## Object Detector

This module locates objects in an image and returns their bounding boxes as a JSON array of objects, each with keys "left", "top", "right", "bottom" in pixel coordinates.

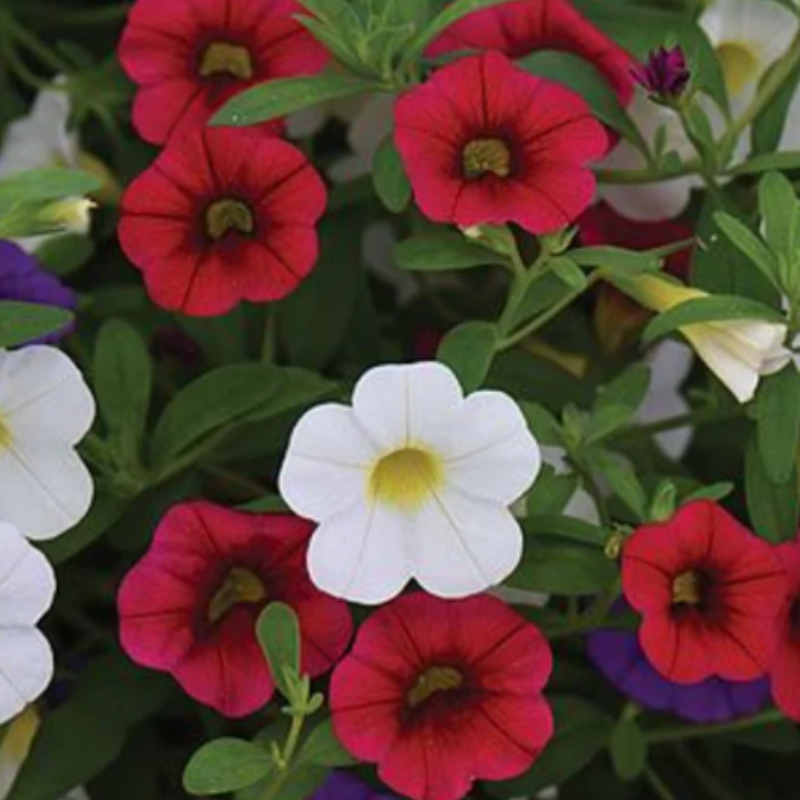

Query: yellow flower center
[
  {"left": 0, "top": 415, "right": 11, "bottom": 451},
  {"left": 462, "top": 138, "right": 512, "bottom": 180},
  {"left": 205, "top": 199, "right": 254, "bottom": 240},
  {"left": 407, "top": 666, "right": 464, "bottom": 709},
  {"left": 207, "top": 567, "right": 266, "bottom": 624},
  {"left": 716, "top": 41, "right": 760, "bottom": 97},
  {"left": 672, "top": 570, "right": 702, "bottom": 607},
  {"left": 369, "top": 447, "right": 443, "bottom": 512},
  {"left": 199, "top": 42, "right": 254, "bottom": 80}
]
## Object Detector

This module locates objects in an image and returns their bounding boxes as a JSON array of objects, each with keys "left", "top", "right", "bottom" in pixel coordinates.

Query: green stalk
[{"left": 645, "top": 708, "right": 786, "bottom": 745}]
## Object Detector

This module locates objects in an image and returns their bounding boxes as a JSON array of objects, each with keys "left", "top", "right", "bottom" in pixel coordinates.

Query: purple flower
[
  {"left": 631, "top": 46, "right": 691, "bottom": 101},
  {"left": 310, "top": 773, "right": 397, "bottom": 800},
  {"left": 588, "top": 606, "right": 771, "bottom": 724},
  {"left": 0, "top": 240, "right": 75, "bottom": 343}
]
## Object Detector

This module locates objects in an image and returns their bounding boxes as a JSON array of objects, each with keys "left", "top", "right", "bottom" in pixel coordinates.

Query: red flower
[
  {"left": 118, "top": 0, "right": 327, "bottom": 144},
  {"left": 118, "top": 126, "right": 326, "bottom": 317},
  {"left": 770, "top": 537, "right": 800, "bottom": 720},
  {"left": 118, "top": 501, "right": 352, "bottom": 717},
  {"left": 427, "top": 0, "right": 634, "bottom": 106},
  {"left": 622, "top": 501, "right": 786, "bottom": 684},
  {"left": 394, "top": 52, "right": 607, "bottom": 235},
  {"left": 330, "top": 593, "right": 553, "bottom": 800}
]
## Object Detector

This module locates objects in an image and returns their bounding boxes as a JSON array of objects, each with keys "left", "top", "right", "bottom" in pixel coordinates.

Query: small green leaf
[
  {"left": 610, "top": 719, "right": 648, "bottom": 781},
  {"left": 713, "top": 212, "right": 779, "bottom": 286},
  {"left": 584, "top": 449, "right": 647, "bottom": 521},
  {"left": 525, "top": 467, "right": 580, "bottom": 518},
  {"left": 211, "top": 75, "right": 376, "bottom": 126},
  {"left": 183, "top": 739, "right": 273, "bottom": 796},
  {"left": 0, "top": 301, "right": 73, "bottom": 348},
  {"left": 524, "top": 514, "right": 606, "bottom": 548},
  {"left": 519, "top": 401, "right": 565, "bottom": 446},
  {"left": 0, "top": 168, "right": 101, "bottom": 203},
  {"left": 395, "top": 232, "right": 508, "bottom": 271},
  {"left": 758, "top": 171, "right": 800, "bottom": 259},
  {"left": 642, "top": 295, "right": 783, "bottom": 345},
  {"left": 550, "top": 256, "right": 587, "bottom": 291},
  {"left": 373, "top": 136, "right": 411, "bottom": 213},
  {"left": 299, "top": 719, "right": 356, "bottom": 767},
  {"left": 437, "top": 321, "right": 498, "bottom": 392},
  {"left": 586, "top": 365, "right": 651, "bottom": 443},
  {"left": 257, "top": 602, "right": 301, "bottom": 701},
  {"left": 569, "top": 246, "right": 661, "bottom": 277},
  {"left": 745, "top": 438, "right": 800, "bottom": 543},
  {"left": 758, "top": 367, "right": 800, "bottom": 484},
  {"left": 727, "top": 151, "right": 800, "bottom": 176}
]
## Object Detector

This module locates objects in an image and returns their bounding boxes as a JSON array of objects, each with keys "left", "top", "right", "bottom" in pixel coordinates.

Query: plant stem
[
  {"left": 0, "top": 8, "right": 72, "bottom": 73},
  {"left": 617, "top": 404, "right": 746, "bottom": 441},
  {"left": 646, "top": 768, "right": 678, "bottom": 800},
  {"left": 645, "top": 708, "right": 785, "bottom": 745},
  {"left": 260, "top": 712, "right": 306, "bottom": 800},
  {"left": 595, "top": 160, "right": 701, "bottom": 185},
  {"left": 674, "top": 744, "right": 744, "bottom": 800}
]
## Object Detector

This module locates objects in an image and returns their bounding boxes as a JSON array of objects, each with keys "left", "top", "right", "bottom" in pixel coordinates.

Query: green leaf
[
  {"left": 726, "top": 722, "right": 800, "bottom": 753},
  {"left": 586, "top": 365, "right": 651, "bottom": 443},
  {"left": 550, "top": 256, "right": 587, "bottom": 291},
  {"left": 713, "top": 212, "right": 780, "bottom": 287},
  {"left": 151, "top": 364, "right": 334, "bottom": 467},
  {"left": 758, "top": 171, "right": 800, "bottom": 259},
  {"left": 758, "top": 367, "right": 800, "bottom": 484},
  {"left": 745, "top": 437, "right": 800, "bottom": 543},
  {"left": 584, "top": 448, "right": 647, "bottom": 521},
  {"left": 93, "top": 320, "right": 152, "bottom": 465},
  {"left": 610, "top": 719, "right": 648, "bottom": 782},
  {"left": 395, "top": 232, "right": 508, "bottom": 271},
  {"left": 0, "top": 168, "right": 101, "bottom": 203},
  {"left": 211, "top": 75, "right": 376, "bottom": 126},
  {"left": 0, "top": 301, "right": 73, "bottom": 348},
  {"left": 524, "top": 514, "right": 606, "bottom": 548},
  {"left": 35, "top": 234, "right": 95, "bottom": 276},
  {"left": 437, "top": 321, "right": 497, "bottom": 392},
  {"left": 569, "top": 246, "right": 662, "bottom": 277},
  {"left": 752, "top": 60, "right": 800, "bottom": 154},
  {"left": 488, "top": 696, "right": 614, "bottom": 797},
  {"left": 642, "top": 295, "right": 783, "bottom": 345},
  {"left": 299, "top": 719, "right": 356, "bottom": 767},
  {"left": 728, "top": 151, "right": 800, "bottom": 176},
  {"left": 184, "top": 739, "right": 273, "bottom": 796},
  {"left": 257, "top": 602, "right": 301, "bottom": 700},
  {"left": 525, "top": 467, "right": 580, "bottom": 518},
  {"left": 373, "top": 136, "right": 411, "bottom": 213}
]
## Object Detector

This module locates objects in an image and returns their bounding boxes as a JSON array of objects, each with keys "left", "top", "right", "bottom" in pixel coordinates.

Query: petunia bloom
[
  {"left": 0, "top": 521, "right": 56, "bottom": 725},
  {"left": 588, "top": 601, "right": 771, "bottom": 723},
  {"left": 394, "top": 52, "right": 608, "bottom": 235},
  {"left": 427, "top": 0, "right": 634, "bottom": 106},
  {"left": 118, "top": 126, "right": 326, "bottom": 317},
  {"left": 118, "top": 0, "right": 327, "bottom": 144},
  {"left": 0, "top": 346, "right": 95, "bottom": 540},
  {"left": 622, "top": 500, "right": 787, "bottom": 684},
  {"left": 0, "top": 240, "right": 75, "bottom": 343},
  {"left": 118, "top": 501, "right": 353, "bottom": 718},
  {"left": 278, "top": 362, "right": 541, "bottom": 605},
  {"left": 769, "top": 535, "right": 800, "bottom": 720},
  {"left": 330, "top": 592, "right": 554, "bottom": 800}
]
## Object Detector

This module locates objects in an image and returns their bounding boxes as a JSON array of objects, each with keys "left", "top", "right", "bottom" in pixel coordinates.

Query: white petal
[
  {"left": 307, "top": 501, "right": 411, "bottom": 604},
  {"left": 0, "top": 347, "right": 95, "bottom": 444},
  {"left": 0, "top": 440, "right": 93, "bottom": 540},
  {"left": 436, "top": 391, "right": 541, "bottom": 504},
  {"left": 0, "top": 523, "right": 55, "bottom": 625},
  {"left": 278, "top": 404, "right": 376, "bottom": 521},
  {"left": 351, "top": 362, "right": 463, "bottom": 450},
  {"left": 411, "top": 490, "right": 523, "bottom": 598},
  {"left": 600, "top": 177, "right": 698, "bottom": 222},
  {"left": 0, "top": 628, "right": 54, "bottom": 725}
]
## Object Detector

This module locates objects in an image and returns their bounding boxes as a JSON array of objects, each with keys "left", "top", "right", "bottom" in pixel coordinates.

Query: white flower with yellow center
[
  {"left": 279, "top": 362, "right": 541, "bottom": 604},
  {"left": 0, "top": 521, "right": 56, "bottom": 725},
  {"left": 0, "top": 346, "right": 95, "bottom": 540}
]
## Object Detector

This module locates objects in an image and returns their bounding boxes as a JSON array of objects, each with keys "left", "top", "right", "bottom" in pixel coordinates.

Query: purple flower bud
[{"left": 631, "top": 46, "right": 691, "bottom": 101}]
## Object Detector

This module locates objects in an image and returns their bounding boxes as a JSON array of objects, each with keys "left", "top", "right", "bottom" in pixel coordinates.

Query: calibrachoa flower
[
  {"left": 0, "top": 346, "right": 95, "bottom": 540},
  {"left": 0, "top": 521, "right": 56, "bottom": 724},
  {"left": 622, "top": 501, "right": 787, "bottom": 684},
  {"left": 118, "top": 501, "right": 353, "bottom": 717},
  {"left": 118, "top": 0, "right": 327, "bottom": 144},
  {"left": 0, "top": 241, "right": 75, "bottom": 343},
  {"left": 769, "top": 535, "right": 800, "bottom": 720},
  {"left": 311, "top": 772, "right": 397, "bottom": 800},
  {"left": 279, "top": 362, "right": 541, "bottom": 604},
  {"left": 330, "top": 593, "right": 554, "bottom": 800},
  {"left": 427, "top": 0, "right": 634, "bottom": 106},
  {"left": 394, "top": 52, "right": 608, "bottom": 235},
  {"left": 118, "top": 126, "right": 326, "bottom": 316},
  {"left": 588, "top": 601, "right": 771, "bottom": 723}
]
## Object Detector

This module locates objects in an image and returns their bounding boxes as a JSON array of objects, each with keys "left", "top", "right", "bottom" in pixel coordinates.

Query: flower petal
[
  {"left": 0, "top": 522, "right": 55, "bottom": 625},
  {"left": 0, "top": 628, "right": 53, "bottom": 725}
]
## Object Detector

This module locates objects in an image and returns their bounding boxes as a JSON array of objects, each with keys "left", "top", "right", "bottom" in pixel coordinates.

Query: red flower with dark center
[
  {"left": 118, "top": 126, "right": 326, "bottom": 316},
  {"left": 118, "top": 0, "right": 327, "bottom": 144},
  {"left": 769, "top": 537, "right": 800, "bottom": 720},
  {"left": 118, "top": 501, "right": 352, "bottom": 717},
  {"left": 622, "top": 500, "right": 786, "bottom": 684},
  {"left": 426, "top": 0, "right": 635, "bottom": 106},
  {"left": 394, "top": 52, "right": 608, "bottom": 235},
  {"left": 330, "top": 593, "right": 553, "bottom": 800}
]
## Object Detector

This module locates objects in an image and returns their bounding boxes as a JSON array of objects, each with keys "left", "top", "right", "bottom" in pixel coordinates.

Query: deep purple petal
[{"left": 311, "top": 773, "right": 397, "bottom": 800}]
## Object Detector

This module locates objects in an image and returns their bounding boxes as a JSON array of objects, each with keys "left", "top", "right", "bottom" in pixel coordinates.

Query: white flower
[
  {"left": 0, "top": 346, "right": 95, "bottom": 540},
  {"left": 279, "top": 362, "right": 541, "bottom": 604},
  {"left": 0, "top": 521, "right": 56, "bottom": 725}
]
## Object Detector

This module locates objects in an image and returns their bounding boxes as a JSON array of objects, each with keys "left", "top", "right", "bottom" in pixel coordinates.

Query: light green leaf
[
  {"left": 550, "top": 256, "right": 587, "bottom": 291},
  {"left": 257, "top": 602, "right": 301, "bottom": 700},
  {"left": 373, "top": 136, "right": 411, "bottom": 213},
  {"left": 758, "top": 171, "right": 800, "bottom": 259},
  {"left": 0, "top": 168, "right": 101, "bottom": 203},
  {"left": 569, "top": 246, "right": 662, "bottom": 277},
  {"left": 184, "top": 739, "right": 273, "bottom": 796},
  {"left": 299, "top": 719, "right": 356, "bottom": 767},
  {"left": 395, "top": 232, "right": 508, "bottom": 271},
  {"left": 525, "top": 467, "right": 580, "bottom": 518},
  {"left": 0, "top": 301, "right": 73, "bottom": 348},
  {"left": 728, "top": 151, "right": 800, "bottom": 176},
  {"left": 713, "top": 212, "right": 780, "bottom": 286},
  {"left": 211, "top": 75, "right": 377, "bottom": 126},
  {"left": 437, "top": 321, "right": 498, "bottom": 392},
  {"left": 758, "top": 367, "right": 800, "bottom": 484},
  {"left": 745, "top": 438, "right": 800, "bottom": 543}
]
